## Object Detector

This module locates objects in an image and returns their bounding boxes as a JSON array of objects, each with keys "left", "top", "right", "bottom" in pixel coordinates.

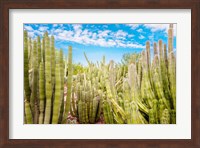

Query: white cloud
[
  {"left": 115, "top": 30, "right": 127, "bottom": 38},
  {"left": 98, "top": 30, "right": 111, "bottom": 38},
  {"left": 126, "top": 24, "right": 139, "bottom": 30},
  {"left": 128, "top": 34, "right": 134, "bottom": 38},
  {"left": 73, "top": 24, "right": 82, "bottom": 31},
  {"left": 54, "top": 28, "right": 63, "bottom": 33},
  {"left": 137, "top": 28, "right": 143, "bottom": 33},
  {"left": 53, "top": 24, "right": 58, "bottom": 27},
  {"left": 26, "top": 24, "right": 146, "bottom": 49},
  {"left": 92, "top": 33, "right": 97, "bottom": 39},
  {"left": 38, "top": 26, "right": 49, "bottom": 31},
  {"left": 24, "top": 26, "right": 33, "bottom": 31},
  {"left": 27, "top": 32, "right": 35, "bottom": 38},
  {"left": 126, "top": 43, "right": 145, "bottom": 48},
  {"left": 143, "top": 24, "right": 177, "bottom": 36},
  {"left": 139, "top": 35, "right": 145, "bottom": 39},
  {"left": 34, "top": 30, "right": 43, "bottom": 36}
]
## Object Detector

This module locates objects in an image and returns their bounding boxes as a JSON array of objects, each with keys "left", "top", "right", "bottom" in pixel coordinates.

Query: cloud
[
  {"left": 34, "top": 30, "right": 43, "bottom": 36},
  {"left": 53, "top": 24, "right": 58, "bottom": 27},
  {"left": 73, "top": 24, "right": 82, "bottom": 31},
  {"left": 128, "top": 34, "right": 134, "bottom": 38},
  {"left": 139, "top": 35, "right": 145, "bottom": 39},
  {"left": 39, "top": 26, "right": 49, "bottom": 31},
  {"left": 24, "top": 25, "right": 33, "bottom": 31},
  {"left": 27, "top": 32, "right": 35, "bottom": 38},
  {"left": 115, "top": 30, "right": 127, "bottom": 38},
  {"left": 126, "top": 24, "right": 139, "bottom": 30},
  {"left": 143, "top": 24, "right": 176, "bottom": 36},
  {"left": 25, "top": 24, "right": 148, "bottom": 49},
  {"left": 137, "top": 28, "right": 143, "bottom": 33},
  {"left": 98, "top": 30, "right": 111, "bottom": 38},
  {"left": 54, "top": 28, "right": 63, "bottom": 33}
]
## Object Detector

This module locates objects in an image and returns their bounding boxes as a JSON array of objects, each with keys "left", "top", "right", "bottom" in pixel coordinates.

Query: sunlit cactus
[
  {"left": 24, "top": 24, "right": 176, "bottom": 124},
  {"left": 38, "top": 60, "right": 45, "bottom": 124},
  {"left": 24, "top": 30, "right": 31, "bottom": 101},
  {"left": 44, "top": 33, "right": 52, "bottom": 124},
  {"left": 64, "top": 46, "right": 73, "bottom": 121},
  {"left": 52, "top": 58, "right": 61, "bottom": 124}
]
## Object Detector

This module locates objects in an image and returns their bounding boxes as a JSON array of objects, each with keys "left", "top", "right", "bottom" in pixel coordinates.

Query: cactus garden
[{"left": 24, "top": 24, "right": 176, "bottom": 124}]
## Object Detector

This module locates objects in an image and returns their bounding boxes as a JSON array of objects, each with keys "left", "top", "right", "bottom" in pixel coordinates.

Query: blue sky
[{"left": 24, "top": 24, "right": 176, "bottom": 66}]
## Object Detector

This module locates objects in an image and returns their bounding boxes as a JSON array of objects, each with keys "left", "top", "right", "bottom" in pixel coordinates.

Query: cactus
[
  {"left": 37, "top": 36, "right": 41, "bottom": 64},
  {"left": 168, "top": 24, "right": 176, "bottom": 110},
  {"left": 24, "top": 100, "right": 33, "bottom": 124},
  {"left": 24, "top": 24, "right": 176, "bottom": 124},
  {"left": 64, "top": 46, "right": 73, "bottom": 121},
  {"left": 44, "top": 34, "right": 52, "bottom": 124},
  {"left": 38, "top": 60, "right": 45, "bottom": 124},
  {"left": 51, "top": 36, "right": 56, "bottom": 89},
  {"left": 31, "top": 40, "right": 39, "bottom": 123},
  {"left": 52, "top": 59, "right": 61, "bottom": 124},
  {"left": 161, "top": 109, "right": 170, "bottom": 124},
  {"left": 24, "top": 30, "right": 31, "bottom": 101}
]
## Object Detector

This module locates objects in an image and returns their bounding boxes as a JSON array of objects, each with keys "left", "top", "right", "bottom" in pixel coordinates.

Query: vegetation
[{"left": 24, "top": 24, "right": 176, "bottom": 124}]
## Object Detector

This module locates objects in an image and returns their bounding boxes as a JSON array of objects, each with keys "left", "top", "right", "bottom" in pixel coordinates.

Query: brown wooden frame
[{"left": 0, "top": 0, "right": 200, "bottom": 147}]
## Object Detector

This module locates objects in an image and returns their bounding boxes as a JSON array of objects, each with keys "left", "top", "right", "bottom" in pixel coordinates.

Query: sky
[{"left": 24, "top": 24, "right": 176, "bottom": 66}]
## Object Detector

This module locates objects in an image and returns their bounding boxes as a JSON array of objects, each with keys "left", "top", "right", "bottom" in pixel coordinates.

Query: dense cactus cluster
[
  {"left": 24, "top": 24, "right": 176, "bottom": 124},
  {"left": 24, "top": 31, "right": 67, "bottom": 124}
]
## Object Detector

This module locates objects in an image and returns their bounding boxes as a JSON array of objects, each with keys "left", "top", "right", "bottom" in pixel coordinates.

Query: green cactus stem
[
  {"left": 52, "top": 60, "right": 61, "bottom": 124},
  {"left": 168, "top": 24, "right": 176, "bottom": 110},
  {"left": 64, "top": 46, "right": 73, "bottom": 122},
  {"left": 51, "top": 36, "right": 55, "bottom": 89},
  {"left": 161, "top": 109, "right": 170, "bottom": 124},
  {"left": 37, "top": 36, "right": 41, "bottom": 64},
  {"left": 44, "top": 34, "right": 52, "bottom": 124},
  {"left": 38, "top": 60, "right": 45, "bottom": 124},
  {"left": 24, "top": 30, "right": 31, "bottom": 101},
  {"left": 31, "top": 40, "right": 39, "bottom": 123}
]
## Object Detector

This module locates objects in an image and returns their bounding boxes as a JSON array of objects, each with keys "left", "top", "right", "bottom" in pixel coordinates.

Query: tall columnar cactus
[
  {"left": 168, "top": 24, "right": 176, "bottom": 110},
  {"left": 24, "top": 90, "right": 33, "bottom": 124},
  {"left": 38, "top": 60, "right": 45, "bottom": 124},
  {"left": 161, "top": 109, "right": 170, "bottom": 124},
  {"left": 52, "top": 58, "right": 61, "bottom": 124},
  {"left": 28, "top": 37, "right": 33, "bottom": 69},
  {"left": 59, "top": 49, "right": 65, "bottom": 122},
  {"left": 44, "top": 34, "right": 52, "bottom": 124},
  {"left": 51, "top": 36, "right": 55, "bottom": 89},
  {"left": 158, "top": 40, "right": 171, "bottom": 104},
  {"left": 24, "top": 30, "right": 31, "bottom": 101},
  {"left": 146, "top": 41, "right": 151, "bottom": 70},
  {"left": 65, "top": 46, "right": 73, "bottom": 121},
  {"left": 31, "top": 40, "right": 39, "bottom": 124},
  {"left": 37, "top": 36, "right": 41, "bottom": 64},
  {"left": 24, "top": 24, "right": 176, "bottom": 124},
  {"left": 163, "top": 44, "right": 168, "bottom": 68},
  {"left": 141, "top": 50, "right": 155, "bottom": 108}
]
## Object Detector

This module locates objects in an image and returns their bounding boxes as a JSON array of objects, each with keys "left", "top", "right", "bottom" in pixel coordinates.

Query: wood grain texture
[{"left": 0, "top": 0, "right": 200, "bottom": 147}]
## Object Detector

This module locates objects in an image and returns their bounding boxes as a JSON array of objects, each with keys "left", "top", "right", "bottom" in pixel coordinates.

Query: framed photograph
[{"left": 0, "top": 0, "right": 200, "bottom": 147}]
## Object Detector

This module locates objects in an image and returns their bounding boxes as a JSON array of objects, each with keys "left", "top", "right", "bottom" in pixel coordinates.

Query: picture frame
[{"left": 0, "top": 0, "right": 199, "bottom": 147}]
